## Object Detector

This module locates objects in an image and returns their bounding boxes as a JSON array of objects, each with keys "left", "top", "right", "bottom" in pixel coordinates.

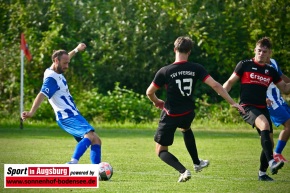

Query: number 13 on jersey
[{"left": 176, "top": 78, "right": 193, "bottom": 96}]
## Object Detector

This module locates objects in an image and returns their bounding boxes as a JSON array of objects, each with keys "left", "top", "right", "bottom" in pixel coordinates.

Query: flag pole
[
  {"left": 20, "top": 49, "right": 24, "bottom": 129},
  {"left": 20, "top": 33, "right": 32, "bottom": 129}
]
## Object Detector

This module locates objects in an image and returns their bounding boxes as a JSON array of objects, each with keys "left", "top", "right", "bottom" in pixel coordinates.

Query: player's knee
[
  {"left": 94, "top": 136, "right": 101, "bottom": 145},
  {"left": 180, "top": 128, "right": 191, "bottom": 132},
  {"left": 258, "top": 124, "right": 271, "bottom": 131},
  {"left": 84, "top": 131, "right": 98, "bottom": 143},
  {"left": 91, "top": 132, "right": 101, "bottom": 145},
  {"left": 284, "top": 126, "right": 290, "bottom": 133},
  {"left": 156, "top": 144, "right": 167, "bottom": 156}
]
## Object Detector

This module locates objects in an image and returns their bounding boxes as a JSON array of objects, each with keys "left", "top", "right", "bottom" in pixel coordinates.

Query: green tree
[{"left": 1, "top": 0, "right": 290, "bottom": 121}]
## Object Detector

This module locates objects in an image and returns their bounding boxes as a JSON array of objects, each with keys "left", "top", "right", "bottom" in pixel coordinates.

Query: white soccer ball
[{"left": 99, "top": 162, "right": 113, "bottom": 181}]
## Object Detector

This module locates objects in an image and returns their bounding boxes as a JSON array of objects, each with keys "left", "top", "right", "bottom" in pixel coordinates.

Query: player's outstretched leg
[
  {"left": 181, "top": 128, "right": 210, "bottom": 172},
  {"left": 67, "top": 137, "right": 91, "bottom": 164},
  {"left": 157, "top": 143, "right": 191, "bottom": 182}
]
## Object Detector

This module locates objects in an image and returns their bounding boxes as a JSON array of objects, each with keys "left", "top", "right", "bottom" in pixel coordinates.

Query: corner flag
[{"left": 21, "top": 33, "right": 32, "bottom": 61}]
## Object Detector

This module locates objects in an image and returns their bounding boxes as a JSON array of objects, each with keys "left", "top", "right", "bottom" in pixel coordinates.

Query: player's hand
[
  {"left": 76, "top": 43, "right": 86, "bottom": 52},
  {"left": 21, "top": 111, "right": 33, "bottom": 121},
  {"left": 231, "top": 103, "right": 245, "bottom": 114},
  {"left": 266, "top": 98, "right": 273, "bottom": 107},
  {"left": 154, "top": 99, "right": 164, "bottom": 110}
]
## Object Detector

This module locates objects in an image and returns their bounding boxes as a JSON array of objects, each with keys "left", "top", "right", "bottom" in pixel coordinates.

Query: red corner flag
[{"left": 21, "top": 33, "right": 32, "bottom": 61}]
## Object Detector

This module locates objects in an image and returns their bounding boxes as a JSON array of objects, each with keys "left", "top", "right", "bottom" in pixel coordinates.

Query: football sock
[
  {"left": 90, "top": 144, "right": 101, "bottom": 164},
  {"left": 260, "top": 130, "right": 273, "bottom": 162},
  {"left": 259, "top": 170, "right": 267, "bottom": 176},
  {"left": 182, "top": 129, "right": 200, "bottom": 164},
  {"left": 259, "top": 150, "right": 268, "bottom": 172},
  {"left": 158, "top": 150, "right": 186, "bottom": 173},
  {"left": 72, "top": 137, "right": 91, "bottom": 161},
  {"left": 274, "top": 140, "right": 287, "bottom": 154}
]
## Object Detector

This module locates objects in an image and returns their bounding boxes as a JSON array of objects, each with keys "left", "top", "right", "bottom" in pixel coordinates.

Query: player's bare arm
[
  {"left": 205, "top": 76, "right": 245, "bottom": 114},
  {"left": 281, "top": 74, "right": 290, "bottom": 83},
  {"left": 223, "top": 73, "right": 240, "bottom": 92},
  {"left": 21, "top": 93, "right": 46, "bottom": 120},
  {"left": 266, "top": 98, "right": 273, "bottom": 107},
  {"left": 276, "top": 80, "right": 290, "bottom": 95},
  {"left": 68, "top": 43, "right": 86, "bottom": 59},
  {"left": 146, "top": 83, "right": 164, "bottom": 110}
]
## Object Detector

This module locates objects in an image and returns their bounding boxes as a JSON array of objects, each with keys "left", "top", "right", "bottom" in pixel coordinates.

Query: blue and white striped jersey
[
  {"left": 40, "top": 68, "right": 79, "bottom": 120},
  {"left": 266, "top": 59, "right": 285, "bottom": 110}
]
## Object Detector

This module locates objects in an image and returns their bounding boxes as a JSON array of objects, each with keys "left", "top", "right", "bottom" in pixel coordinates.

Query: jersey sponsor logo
[
  {"left": 252, "top": 67, "right": 257, "bottom": 70},
  {"left": 241, "top": 72, "right": 272, "bottom": 87},
  {"left": 250, "top": 73, "right": 271, "bottom": 83}
]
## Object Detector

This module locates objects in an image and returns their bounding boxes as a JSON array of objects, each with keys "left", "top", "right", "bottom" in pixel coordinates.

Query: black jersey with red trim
[
  {"left": 234, "top": 58, "right": 282, "bottom": 108},
  {"left": 152, "top": 61, "right": 210, "bottom": 116}
]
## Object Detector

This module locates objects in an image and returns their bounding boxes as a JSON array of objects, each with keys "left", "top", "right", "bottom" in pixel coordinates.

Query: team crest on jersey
[{"left": 265, "top": 69, "right": 269, "bottom": 75}]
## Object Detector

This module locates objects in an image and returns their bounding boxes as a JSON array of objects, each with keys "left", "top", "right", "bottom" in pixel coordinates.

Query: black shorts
[
  {"left": 154, "top": 110, "right": 195, "bottom": 146},
  {"left": 239, "top": 105, "right": 273, "bottom": 134}
]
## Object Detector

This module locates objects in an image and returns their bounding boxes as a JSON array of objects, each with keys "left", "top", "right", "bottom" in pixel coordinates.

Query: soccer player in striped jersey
[
  {"left": 146, "top": 36, "right": 245, "bottom": 182},
  {"left": 266, "top": 58, "right": 290, "bottom": 163},
  {"left": 22, "top": 43, "right": 102, "bottom": 164}
]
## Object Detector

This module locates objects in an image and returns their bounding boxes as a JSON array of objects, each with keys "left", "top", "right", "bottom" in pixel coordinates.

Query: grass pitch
[{"left": 0, "top": 121, "right": 289, "bottom": 193}]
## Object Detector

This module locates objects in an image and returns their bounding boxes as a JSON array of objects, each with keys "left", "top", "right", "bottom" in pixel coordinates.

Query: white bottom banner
[{"left": 4, "top": 164, "right": 99, "bottom": 188}]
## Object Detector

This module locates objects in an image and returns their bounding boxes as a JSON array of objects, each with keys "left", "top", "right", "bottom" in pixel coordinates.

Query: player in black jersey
[
  {"left": 223, "top": 37, "right": 290, "bottom": 181},
  {"left": 146, "top": 36, "right": 245, "bottom": 182}
]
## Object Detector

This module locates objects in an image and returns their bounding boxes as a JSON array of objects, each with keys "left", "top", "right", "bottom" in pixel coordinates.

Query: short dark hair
[
  {"left": 256, "top": 37, "right": 272, "bottom": 49},
  {"left": 174, "top": 36, "right": 193, "bottom": 53},
  {"left": 52, "top": 50, "right": 68, "bottom": 62}
]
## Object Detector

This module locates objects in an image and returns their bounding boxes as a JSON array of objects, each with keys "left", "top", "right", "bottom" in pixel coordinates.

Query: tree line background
[{"left": 1, "top": 0, "right": 290, "bottom": 123}]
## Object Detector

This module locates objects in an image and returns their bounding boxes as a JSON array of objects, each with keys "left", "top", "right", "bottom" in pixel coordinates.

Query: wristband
[{"left": 74, "top": 48, "right": 78, "bottom": 53}]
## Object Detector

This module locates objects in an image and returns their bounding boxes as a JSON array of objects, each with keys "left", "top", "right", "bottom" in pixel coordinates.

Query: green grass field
[{"left": 0, "top": 121, "right": 289, "bottom": 193}]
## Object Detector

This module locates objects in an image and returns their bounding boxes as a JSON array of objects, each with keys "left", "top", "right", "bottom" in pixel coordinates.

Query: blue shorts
[
  {"left": 57, "top": 115, "right": 95, "bottom": 140},
  {"left": 268, "top": 103, "right": 290, "bottom": 127}
]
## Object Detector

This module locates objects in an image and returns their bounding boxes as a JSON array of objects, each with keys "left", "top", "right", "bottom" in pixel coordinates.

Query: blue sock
[
  {"left": 90, "top": 144, "right": 101, "bottom": 164},
  {"left": 72, "top": 138, "right": 91, "bottom": 161},
  {"left": 275, "top": 140, "right": 287, "bottom": 154}
]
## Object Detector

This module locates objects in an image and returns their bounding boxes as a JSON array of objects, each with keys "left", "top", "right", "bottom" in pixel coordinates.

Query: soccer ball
[{"left": 99, "top": 162, "right": 113, "bottom": 181}]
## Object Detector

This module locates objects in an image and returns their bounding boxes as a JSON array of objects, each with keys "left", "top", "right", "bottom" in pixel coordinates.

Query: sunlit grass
[{"left": 1, "top": 120, "right": 289, "bottom": 193}]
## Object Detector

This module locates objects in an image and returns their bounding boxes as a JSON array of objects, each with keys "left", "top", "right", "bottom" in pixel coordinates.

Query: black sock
[
  {"left": 259, "top": 150, "right": 269, "bottom": 172},
  {"left": 182, "top": 129, "right": 200, "bottom": 164},
  {"left": 158, "top": 150, "right": 186, "bottom": 173},
  {"left": 260, "top": 130, "right": 273, "bottom": 162}
]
